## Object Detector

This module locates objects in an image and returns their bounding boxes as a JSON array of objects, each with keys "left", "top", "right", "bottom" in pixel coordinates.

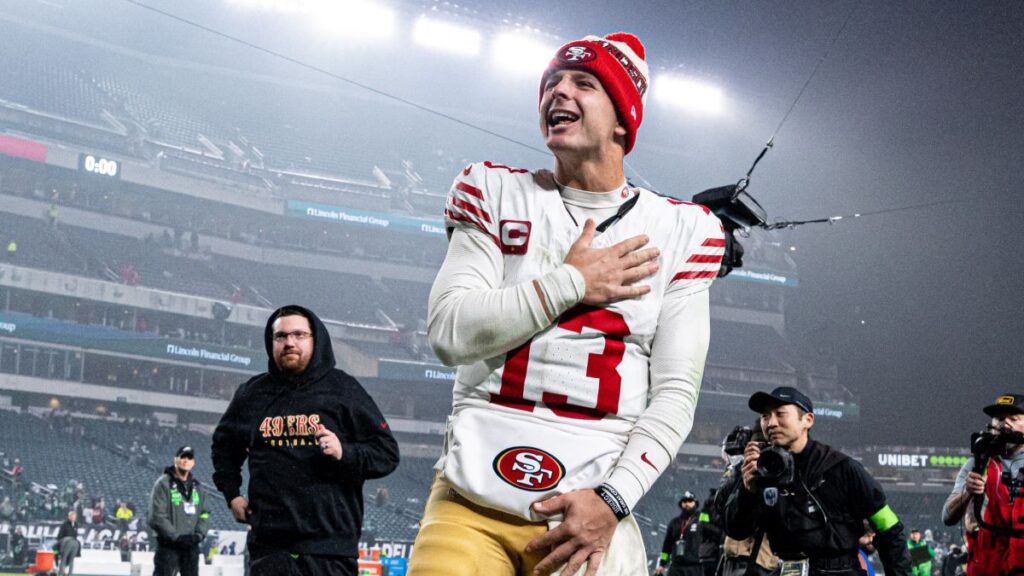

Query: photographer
[
  {"left": 725, "top": 387, "right": 912, "bottom": 575},
  {"left": 715, "top": 423, "right": 779, "bottom": 576},
  {"left": 941, "top": 392, "right": 1024, "bottom": 575}
]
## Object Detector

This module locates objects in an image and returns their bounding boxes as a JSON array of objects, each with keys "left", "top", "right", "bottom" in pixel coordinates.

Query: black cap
[
  {"left": 749, "top": 386, "right": 813, "bottom": 414},
  {"left": 983, "top": 393, "right": 1024, "bottom": 417},
  {"left": 679, "top": 491, "right": 697, "bottom": 504},
  {"left": 175, "top": 446, "right": 195, "bottom": 458}
]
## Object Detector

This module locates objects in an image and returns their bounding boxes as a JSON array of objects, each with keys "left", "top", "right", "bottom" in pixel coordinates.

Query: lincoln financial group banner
[
  {"left": 377, "top": 359, "right": 455, "bottom": 383},
  {"left": 0, "top": 311, "right": 256, "bottom": 370},
  {"left": 286, "top": 200, "right": 445, "bottom": 237}
]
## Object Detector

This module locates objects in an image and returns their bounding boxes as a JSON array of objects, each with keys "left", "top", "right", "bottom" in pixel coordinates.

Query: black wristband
[{"left": 593, "top": 483, "right": 630, "bottom": 520}]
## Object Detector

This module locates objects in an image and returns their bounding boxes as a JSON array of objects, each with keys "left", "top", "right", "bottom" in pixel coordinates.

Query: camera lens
[{"left": 757, "top": 447, "right": 794, "bottom": 487}]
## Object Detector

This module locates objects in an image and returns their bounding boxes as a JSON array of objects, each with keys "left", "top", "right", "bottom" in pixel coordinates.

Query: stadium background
[{"left": 1, "top": 0, "right": 1020, "bottom": 573}]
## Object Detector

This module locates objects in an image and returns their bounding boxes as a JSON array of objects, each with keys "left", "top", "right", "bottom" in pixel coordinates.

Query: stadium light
[
  {"left": 413, "top": 16, "right": 482, "bottom": 57},
  {"left": 226, "top": 0, "right": 396, "bottom": 40},
  {"left": 224, "top": 0, "right": 306, "bottom": 14},
  {"left": 309, "top": 0, "right": 396, "bottom": 41},
  {"left": 653, "top": 74, "right": 724, "bottom": 114},
  {"left": 491, "top": 31, "right": 555, "bottom": 75}
]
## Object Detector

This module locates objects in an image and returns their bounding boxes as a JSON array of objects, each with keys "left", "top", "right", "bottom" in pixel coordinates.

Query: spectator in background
[
  {"left": 374, "top": 486, "right": 390, "bottom": 508},
  {"left": 0, "top": 496, "right": 14, "bottom": 520},
  {"left": 116, "top": 500, "right": 134, "bottom": 530},
  {"left": 92, "top": 496, "right": 106, "bottom": 525},
  {"left": 62, "top": 480, "right": 76, "bottom": 509},
  {"left": 939, "top": 544, "right": 965, "bottom": 576},
  {"left": 657, "top": 492, "right": 703, "bottom": 576},
  {"left": 11, "top": 525, "right": 28, "bottom": 565},
  {"left": 9, "top": 458, "right": 22, "bottom": 485},
  {"left": 907, "top": 529, "right": 934, "bottom": 576},
  {"left": 81, "top": 500, "right": 94, "bottom": 525},
  {"left": 149, "top": 445, "right": 209, "bottom": 576},
  {"left": 56, "top": 510, "right": 81, "bottom": 576},
  {"left": 858, "top": 523, "right": 877, "bottom": 576}
]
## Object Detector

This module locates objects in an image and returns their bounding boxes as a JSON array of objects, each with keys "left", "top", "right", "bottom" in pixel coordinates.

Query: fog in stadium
[{"left": 0, "top": 0, "right": 1021, "bottom": 571}]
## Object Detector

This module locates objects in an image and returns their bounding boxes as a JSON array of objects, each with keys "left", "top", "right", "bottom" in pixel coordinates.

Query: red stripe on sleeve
[
  {"left": 687, "top": 254, "right": 724, "bottom": 264},
  {"left": 455, "top": 181, "right": 484, "bottom": 200},
  {"left": 452, "top": 198, "right": 492, "bottom": 223},
  {"left": 671, "top": 270, "right": 719, "bottom": 282},
  {"left": 445, "top": 210, "right": 499, "bottom": 246},
  {"left": 702, "top": 238, "right": 726, "bottom": 247}
]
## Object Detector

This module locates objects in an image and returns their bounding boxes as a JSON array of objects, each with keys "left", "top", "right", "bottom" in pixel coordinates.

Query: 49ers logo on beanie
[
  {"left": 540, "top": 32, "right": 650, "bottom": 154},
  {"left": 560, "top": 45, "right": 597, "bottom": 64}
]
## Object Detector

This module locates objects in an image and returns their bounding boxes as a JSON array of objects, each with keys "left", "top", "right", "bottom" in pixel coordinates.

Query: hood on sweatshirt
[{"left": 263, "top": 305, "right": 335, "bottom": 387}]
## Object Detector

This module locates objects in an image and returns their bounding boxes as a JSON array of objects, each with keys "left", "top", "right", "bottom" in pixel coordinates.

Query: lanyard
[
  {"left": 680, "top": 515, "right": 695, "bottom": 538},
  {"left": 560, "top": 187, "right": 640, "bottom": 233}
]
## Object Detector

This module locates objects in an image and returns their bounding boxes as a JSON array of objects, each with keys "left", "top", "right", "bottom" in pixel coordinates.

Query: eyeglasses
[{"left": 273, "top": 330, "right": 313, "bottom": 343}]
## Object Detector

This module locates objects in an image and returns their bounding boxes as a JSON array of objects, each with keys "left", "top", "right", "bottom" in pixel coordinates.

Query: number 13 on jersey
[{"left": 490, "top": 304, "right": 631, "bottom": 421}]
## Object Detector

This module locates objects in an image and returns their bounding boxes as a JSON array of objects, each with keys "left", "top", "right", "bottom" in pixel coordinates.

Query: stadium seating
[
  {"left": 216, "top": 255, "right": 390, "bottom": 325},
  {"left": 0, "top": 212, "right": 90, "bottom": 276},
  {"left": 0, "top": 409, "right": 235, "bottom": 530},
  {"left": 0, "top": 45, "right": 107, "bottom": 126}
]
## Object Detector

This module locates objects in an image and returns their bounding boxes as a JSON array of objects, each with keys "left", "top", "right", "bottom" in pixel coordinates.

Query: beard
[{"left": 276, "top": 352, "right": 307, "bottom": 374}]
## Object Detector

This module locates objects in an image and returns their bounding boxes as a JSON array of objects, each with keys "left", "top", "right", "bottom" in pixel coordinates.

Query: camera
[
  {"left": 757, "top": 445, "right": 795, "bottom": 487},
  {"left": 971, "top": 429, "right": 1024, "bottom": 473},
  {"left": 969, "top": 429, "right": 1024, "bottom": 535},
  {"left": 722, "top": 426, "right": 753, "bottom": 457},
  {"left": 691, "top": 184, "right": 766, "bottom": 277}
]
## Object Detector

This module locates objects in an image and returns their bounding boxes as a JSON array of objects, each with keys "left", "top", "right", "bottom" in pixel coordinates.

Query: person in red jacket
[{"left": 942, "top": 392, "right": 1024, "bottom": 576}]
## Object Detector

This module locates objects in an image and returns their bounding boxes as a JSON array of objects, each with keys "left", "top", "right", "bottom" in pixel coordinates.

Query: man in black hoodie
[
  {"left": 212, "top": 305, "right": 399, "bottom": 576},
  {"left": 725, "top": 386, "right": 912, "bottom": 575}
]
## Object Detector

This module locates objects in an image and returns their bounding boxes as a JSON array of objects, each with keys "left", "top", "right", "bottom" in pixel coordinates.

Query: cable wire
[
  {"left": 762, "top": 198, "right": 977, "bottom": 230},
  {"left": 122, "top": 0, "right": 552, "bottom": 158},
  {"left": 738, "top": 0, "right": 862, "bottom": 192}
]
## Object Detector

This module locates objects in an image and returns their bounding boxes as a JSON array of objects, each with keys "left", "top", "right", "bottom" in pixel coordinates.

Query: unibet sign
[{"left": 876, "top": 453, "right": 969, "bottom": 468}]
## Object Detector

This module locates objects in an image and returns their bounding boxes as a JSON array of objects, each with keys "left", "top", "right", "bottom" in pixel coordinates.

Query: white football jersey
[{"left": 439, "top": 160, "right": 724, "bottom": 520}]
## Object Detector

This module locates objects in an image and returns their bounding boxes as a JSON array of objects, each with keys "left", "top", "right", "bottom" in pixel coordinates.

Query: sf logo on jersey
[
  {"left": 560, "top": 45, "right": 596, "bottom": 64},
  {"left": 493, "top": 447, "right": 565, "bottom": 491},
  {"left": 499, "top": 220, "right": 531, "bottom": 255}
]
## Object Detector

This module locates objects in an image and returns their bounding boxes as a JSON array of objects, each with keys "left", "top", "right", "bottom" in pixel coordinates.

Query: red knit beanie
[{"left": 539, "top": 32, "right": 650, "bottom": 154}]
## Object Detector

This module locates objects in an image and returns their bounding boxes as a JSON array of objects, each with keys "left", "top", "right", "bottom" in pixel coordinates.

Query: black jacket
[
  {"left": 940, "top": 550, "right": 966, "bottom": 576},
  {"left": 661, "top": 509, "right": 702, "bottom": 567},
  {"left": 725, "top": 439, "right": 911, "bottom": 575},
  {"left": 699, "top": 496, "right": 725, "bottom": 561},
  {"left": 56, "top": 519, "right": 79, "bottom": 542},
  {"left": 148, "top": 467, "right": 209, "bottom": 547},
  {"left": 211, "top": 305, "right": 400, "bottom": 558}
]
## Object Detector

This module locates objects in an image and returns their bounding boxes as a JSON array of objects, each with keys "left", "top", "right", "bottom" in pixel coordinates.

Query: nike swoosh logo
[
  {"left": 462, "top": 165, "right": 472, "bottom": 176},
  {"left": 641, "top": 452, "right": 658, "bottom": 471}
]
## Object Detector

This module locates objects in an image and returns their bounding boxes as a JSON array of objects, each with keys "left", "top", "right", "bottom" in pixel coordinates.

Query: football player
[{"left": 409, "top": 32, "right": 725, "bottom": 576}]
